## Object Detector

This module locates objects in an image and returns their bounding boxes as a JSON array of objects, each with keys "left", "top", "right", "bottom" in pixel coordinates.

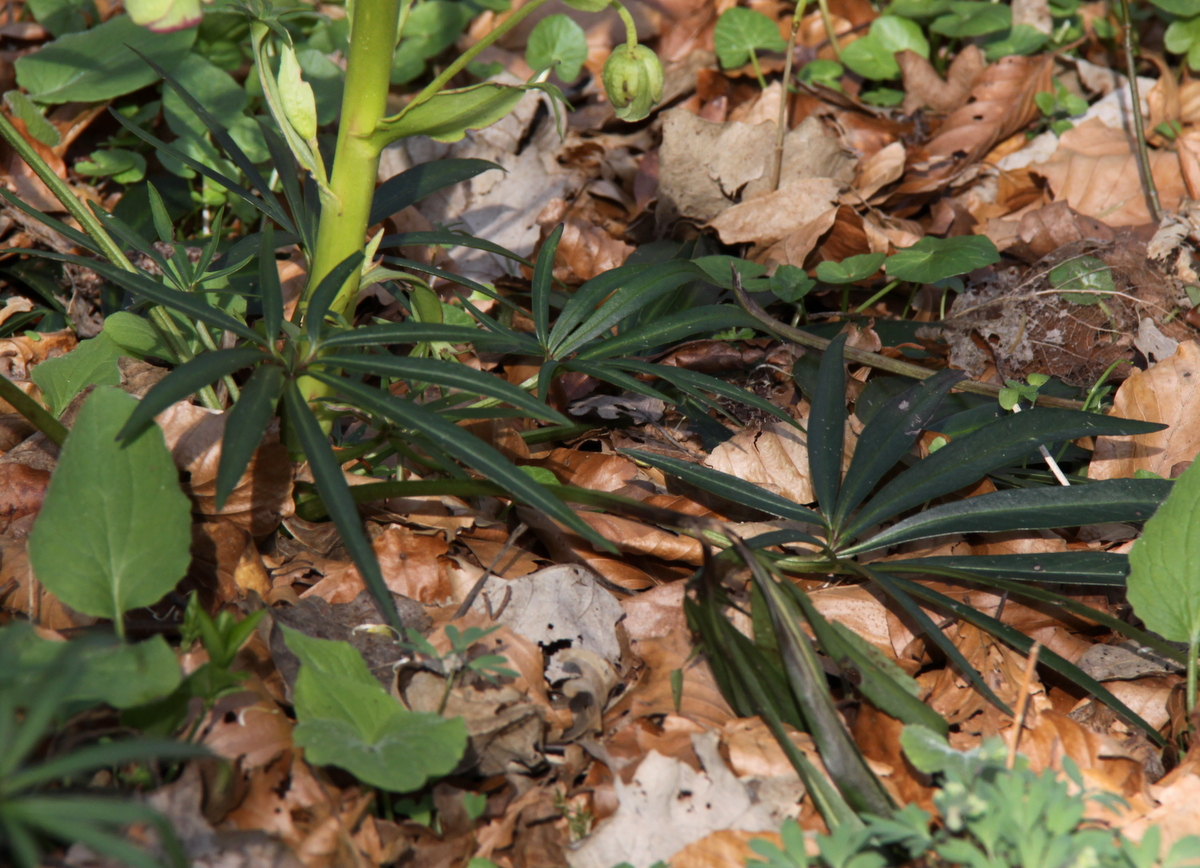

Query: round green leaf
[
  {"left": 872, "top": 15, "right": 929, "bottom": 58},
  {"left": 1048, "top": 254, "right": 1113, "bottom": 305},
  {"left": 526, "top": 13, "right": 587, "bottom": 83},
  {"left": 885, "top": 236, "right": 999, "bottom": 283},
  {"left": 1151, "top": 0, "right": 1200, "bottom": 17},
  {"left": 1166, "top": 17, "right": 1200, "bottom": 57},
  {"left": 16, "top": 14, "right": 197, "bottom": 104},
  {"left": 930, "top": 1, "right": 1011, "bottom": 37},
  {"left": 839, "top": 33, "right": 899, "bottom": 80},
  {"left": 816, "top": 252, "right": 887, "bottom": 284},
  {"left": 713, "top": 7, "right": 787, "bottom": 69},
  {"left": 28, "top": 387, "right": 192, "bottom": 625}
]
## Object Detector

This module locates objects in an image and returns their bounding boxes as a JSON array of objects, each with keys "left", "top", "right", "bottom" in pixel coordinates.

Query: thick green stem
[{"left": 306, "top": 0, "right": 402, "bottom": 325}]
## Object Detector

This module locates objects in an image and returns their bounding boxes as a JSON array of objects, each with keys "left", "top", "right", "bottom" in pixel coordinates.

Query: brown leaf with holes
[{"left": 1090, "top": 341, "right": 1200, "bottom": 479}]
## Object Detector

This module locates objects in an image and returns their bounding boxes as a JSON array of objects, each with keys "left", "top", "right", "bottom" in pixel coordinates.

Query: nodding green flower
[
  {"left": 278, "top": 45, "right": 318, "bottom": 142},
  {"left": 126, "top": 0, "right": 206, "bottom": 31},
  {"left": 563, "top": 0, "right": 613, "bottom": 10},
  {"left": 602, "top": 44, "right": 663, "bottom": 123}
]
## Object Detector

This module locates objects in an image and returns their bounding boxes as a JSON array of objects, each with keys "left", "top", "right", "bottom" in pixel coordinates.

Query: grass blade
[
  {"left": 215, "top": 365, "right": 284, "bottom": 510},
  {"left": 306, "top": 371, "right": 614, "bottom": 552},
  {"left": 369, "top": 159, "right": 501, "bottom": 226},
  {"left": 572, "top": 305, "right": 763, "bottom": 361},
  {"left": 258, "top": 224, "right": 283, "bottom": 342},
  {"left": 319, "top": 354, "right": 569, "bottom": 424},
  {"left": 834, "top": 369, "right": 966, "bottom": 530},
  {"left": 734, "top": 537, "right": 894, "bottom": 815},
  {"left": 305, "top": 252, "right": 365, "bottom": 340},
  {"left": 840, "top": 478, "right": 1172, "bottom": 556},
  {"left": 283, "top": 381, "right": 403, "bottom": 631},
  {"left": 841, "top": 409, "right": 1166, "bottom": 544},
  {"left": 116, "top": 347, "right": 267, "bottom": 442},
  {"left": 808, "top": 333, "right": 847, "bottom": 521},
  {"left": 620, "top": 449, "right": 826, "bottom": 529},
  {"left": 380, "top": 230, "right": 533, "bottom": 267},
  {"left": 532, "top": 223, "right": 562, "bottom": 348}
]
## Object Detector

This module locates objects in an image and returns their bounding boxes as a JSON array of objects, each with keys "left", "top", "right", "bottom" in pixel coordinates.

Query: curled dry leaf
[
  {"left": 191, "top": 517, "right": 273, "bottom": 600},
  {"left": 897, "top": 55, "right": 1055, "bottom": 195},
  {"left": 156, "top": 400, "right": 294, "bottom": 535},
  {"left": 1031, "top": 118, "right": 1187, "bottom": 226},
  {"left": 1090, "top": 341, "right": 1200, "bottom": 479},
  {"left": 709, "top": 178, "right": 842, "bottom": 247},
  {"left": 898, "top": 45, "right": 985, "bottom": 115},
  {"left": 0, "top": 329, "right": 76, "bottom": 381},
  {"left": 536, "top": 195, "right": 634, "bottom": 284}
]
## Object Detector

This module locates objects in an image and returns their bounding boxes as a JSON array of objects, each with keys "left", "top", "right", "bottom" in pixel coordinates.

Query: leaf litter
[{"left": 5, "top": 0, "right": 1200, "bottom": 866}]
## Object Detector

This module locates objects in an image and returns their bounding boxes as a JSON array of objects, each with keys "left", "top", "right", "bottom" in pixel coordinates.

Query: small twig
[
  {"left": 452, "top": 521, "right": 528, "bottom": 620},
  {"left": 1007, "top": 641, "right": 1042, "bottom": 769},
  {"left": 731, "top": 270, "right": 1087, "bottom": 410},
  {"left": 772, "top": 1, "right": 808, "bottom": 192},
  {"left": 1117, "top": 0, "right": 1161, "bottom": 222}
]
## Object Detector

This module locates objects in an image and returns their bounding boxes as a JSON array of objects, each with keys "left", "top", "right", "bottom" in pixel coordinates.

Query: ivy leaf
[
  {"left": 1048, "top": 254, "right": 1113, "bottom": 306},
  {"left": 713, "top": 7, "right": 787, "bottom": 69},
  {"left": 885, "top": 236, "right": 1000, "bottom": 284},
  {"left": 526, "top": 13, "right": 588, "bottom": 83},
  {"left": 816, "top": 252, "right": 887, "bottom": 284}
]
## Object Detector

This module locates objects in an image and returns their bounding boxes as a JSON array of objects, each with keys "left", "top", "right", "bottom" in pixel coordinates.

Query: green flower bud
[
  {"left": 563, "top": 0, "right": 612, "bottom": 11},
  {"left": 127, "top": 0, "right": 204, "bottom": 32},
  {"left": 278, "top": 45, "right": 318, "bottom": 141},
  {"left": 602, "top": 44, "right": 663, "bottom": 123}
]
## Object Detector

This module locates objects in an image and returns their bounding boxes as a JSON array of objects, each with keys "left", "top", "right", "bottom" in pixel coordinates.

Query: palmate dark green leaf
[
  {"left": 735, "top": 539, "right": 894, "bottom": 816},
  {"left": 215, "top": 365, "right": 285, "bottom": 511},
  {"left": 258, "top": 122, "right": 313, "bottom": 253},
  {"left": 783, "top": 581, "right": 948, "bottom": 735},
  {"left": 319, "top": 321, "right": 538, "bottom": 354},
  {"left": 305, "top": 252, "right": 365, "bottom": 340},
  {"left": 283, "top": 382, "right": 403, "bottom": 631},
  {"left": 258, "top": 225, "right": 283, "bottom": 341},
  {"left": 888, "top": 551, "right": 1130, "bottom": 585},
  {"left": 380, "top": 230, "right": 533, "bottom": 268},
  {"left": 808, "top": 333, "right": 847, "bottom": 518},
  {"left": 839, "top": 409, "right": 1166, "bottom": 544},
  {"left": 859, "top": 565, "right": 1011, "bottom": 714},
  {"left": 306, "top": 371, "right": 612, "bottom": 551},
  {"left": 117, "top": 347, "right": 267, "bottom": 442},
  {"left": 318, "top": 354, "right": 569, "bottom": 424},
  {"left": 614, "top": 359, "right": 801, "bottom": 428},
  {"left": 840, "top": 478, "right": 1171, "bottom": 556},
  {"left": 382, "top": 256, "right": 519, "bottom": 318},
  {"left": 572, "top": 305, "right": 763, "bottom": 361},
  {"left": 883, "top": 571, "right": 1167, "bottom": 746},
  {"left": 548, "top": 262, "right": 653, "bottom": 350},
  {"left": 369, "top": 159, "right": 501, "bottom": 226},
  {"left": 553, "top": 262, "right": 704, "bottom": 358},
  {"left": 833, "top": 369, "right": 966, "bottom": 532},
  {"left": 620, "top": 449, "right": 826, "bottom": 530},
  {"left": 20, "top": 250, "right": 263, "bottom": 345},
  {"left": 532, "top": 223, "right": 562, "bottom": 347}
]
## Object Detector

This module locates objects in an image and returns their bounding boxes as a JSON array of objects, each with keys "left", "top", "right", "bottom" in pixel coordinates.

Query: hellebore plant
[{"left": 0, "top": 0, "right": 668, "bottom": 635}]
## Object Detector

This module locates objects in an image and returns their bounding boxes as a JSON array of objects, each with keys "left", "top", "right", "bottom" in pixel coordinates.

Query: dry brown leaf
[
  {"left": 1030, "top": 118, "right": 1186, "bottom": 226},
  {"left": 536, "top": 194, "right": 634, "bottom": 283},
  {"left": 0, "top": 329, "right": 76, "bottom": 381},
  {"left": 898, "top": 45, "right": 985, "bottom": 115},
  {"left": 156, "top": 401, "right": 294, "bottom": 535},
  {"left": 897, "top": 54, "right": 1055, "bottom": 195},
  {"left": 577, "top": 511, "right": 705, "bottom": 564},
  {"left": 191, "top": 518, "right": 273, "bottom": 600},
  {"left": 670, "top": 830, "right": 785, "bottom": 868},
  {"left": 0, "top": 462, "right": 48, "bottom": 534},
  {"left": 705, "top": 420, "right": 814, "bottom": 505},
  {"left": 853, "top": 141, "right": 906, "bottom": 200},
  {"left": 1005, "top": 200, "right": 1116, "bottom": 261},
  {"left": 709, "top": 178, "right": 842, "bottom": 246},
  {"left": 1179, "top": 127, "right": 1200, "bottom": 199},
  {"left": 1090, "top": 341, "right": 1200, "bottom": 479}
]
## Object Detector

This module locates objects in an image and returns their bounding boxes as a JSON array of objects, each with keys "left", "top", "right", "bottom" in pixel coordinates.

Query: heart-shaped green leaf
[
  {"left": 885, "top": 235, "right": 999, "bottom": 284},
  {"left": 713, "top": 7, "right": 787, "bottom": 69},
  {"left": 816, "top": 253, "right": 887, "bottom": 284}
]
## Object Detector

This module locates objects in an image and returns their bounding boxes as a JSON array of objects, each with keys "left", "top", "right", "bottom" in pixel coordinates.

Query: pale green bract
[
  {"left": 278, "top": 44, "right": 318, "bottom": 142},
  {"left": 126, "top": 0, "right": 206, "bottom": 33}
]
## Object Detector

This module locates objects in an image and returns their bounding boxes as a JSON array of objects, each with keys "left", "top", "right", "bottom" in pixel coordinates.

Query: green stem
[
  {"left": 612, "top": 1, "right": 639, "bottom": 50},
  {"left": 1117, "top": 0, "right": 1160, "bottom": 222},
  {"left": 398, "top": 0, "right": 556, "bottom": 122},
  {"left": 816, "top": 0, "right": 841, "bottom": 60},
  {"left": 853, "top": 279, "right": 900, "bottom": 314},
  {"left": 0, "top": 374, "right": 67, "bottom": 447},
  {"left": 748, "top": 50, "right": 768, "bottom": 91},
  {"left": 1189, "top": 636, "right": 1198, "bottom": 724}
]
